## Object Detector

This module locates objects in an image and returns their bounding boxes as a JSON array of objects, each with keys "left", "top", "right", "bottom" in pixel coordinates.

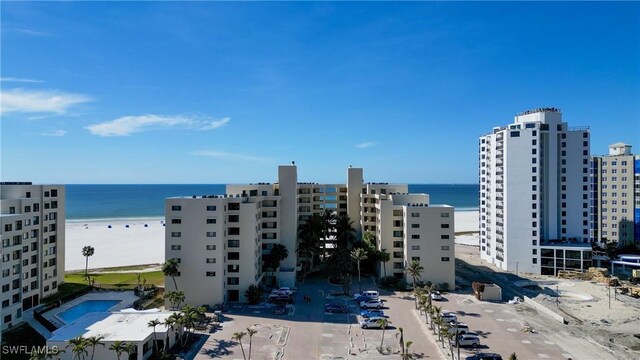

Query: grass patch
[
  {"left": 65, "top": 270, "right": 164, "bottom": 289},
  {"left": 143, "top": 295, "right": 165, "bottom": 310},
  {"left": 1, "top": 323, "right": 46, "bottom": 360},
  {"left": 41, "top": 282, "right": 91, "bottom": 306}
]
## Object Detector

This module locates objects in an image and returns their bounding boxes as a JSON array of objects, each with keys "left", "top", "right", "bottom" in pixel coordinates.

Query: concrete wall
[{"left": 523, "top": 296, "right": 566, "bottom": 324}]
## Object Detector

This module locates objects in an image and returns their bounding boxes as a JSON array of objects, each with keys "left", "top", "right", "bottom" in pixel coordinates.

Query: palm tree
[
  {"left": 508, "top": 353, "right": 518, "bottom": 360},
  {"left": 405, "top": 260, "right": 424, "bottom": 309},
  {"left": 246, "top": 327, "right": 257, "bottom": 360},
  {"left": 322, "top": 210, "right": 337, "bottom": 256},
  {"left": 263, "top": 244, "right": 289, "bottom": 286},
  {"left": 148, "top": 319, "right": 162, "bottom": 354},
  {"left": 396, "top": 327, "right": 405, "bottom": 355},
  {"left": 164, "top": 290, "right": 185, "bottom": 310},
  {"left": 123, "top": 343, "right": 137, "bottom": 360},
  {"left": 334, "top": 214, "right": 356, "bottom": 250},
  {"left": 85, "top": 336, "right": 105, "bottom": 360},
  {"left": 162, "top": 259, "right": 180, "bottom": 291},
  {"left": 402, "top": 340, "right": 414, "bottom": 360},
  {"left": 46, "top": 348, "right": 66, "bottom": 360},
  {"left": 350, "top": 248, "right": 368, "bottom": 293},
  {"left": 109, "top": 341, "right": 127, "bottom": 360},
  {"left": 163, "top": 316, "right": 177, "bottom": 352},
  {"left": 81, "top": 246, "right": 95, "bottom": 280},
  {"left": 379, "top": 249, "right": 390, "bottom": 279},
  {"left": 67, "top": 337, "right": 88, "bottom": 360},
  {"left": 29, "top": 349, "right": 47, "bottom": 360},
  {"left": 232, "top": 331, "right": 247, "bottom": 360},
  {"left": 377, "top": 318, "right": 390, "bottom": 351}
]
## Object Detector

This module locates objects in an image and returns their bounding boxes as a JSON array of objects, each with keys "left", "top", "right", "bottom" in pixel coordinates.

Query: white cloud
[
  {"left": 0, "top": 77, "right": 44, "bottom": 83},
  {"left": 0, "top": 88, "right": 91, "bottom": 115},
  {"left": 355, "top": 141, "right": 377, "bottom": 149},
  {"left": 86, "top": 115, "right": 230, "bottom": 137},
  {"left": 42, "top": 130, "right": 67, "bottom": 137},
  {"left": 193, "top": 150, "right": 271, "bottom": 163}
]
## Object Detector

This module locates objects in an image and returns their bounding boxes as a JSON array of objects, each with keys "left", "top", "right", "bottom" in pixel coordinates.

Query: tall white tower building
[
  {"left": 0, "top": 183, "right": 65, "bottom": 332},
  {"left": 479, "top": 109, "right": 592, "bottom": 275}
]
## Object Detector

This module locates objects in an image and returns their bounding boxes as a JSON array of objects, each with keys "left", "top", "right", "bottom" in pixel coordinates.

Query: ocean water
[{"left": 66, "top": 184, "right": 479, "bottom": 220}]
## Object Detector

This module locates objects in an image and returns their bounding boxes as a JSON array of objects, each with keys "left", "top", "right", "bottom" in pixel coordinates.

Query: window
[
  {"left": 206, "top": 245, "right": 216, "bottom": 250},
  {"left": 206, "top": 271, "right": 216, "bottom": 277},
  {"left": 228, "top": 264, "right": 239, "bottom": 273},
  {"left": 206, "top": 258, "right": 216, "bottom": 263},
  {"left": 227, "top": 277, "right": 239, "bottom": 285},
  {"left": 393, "top": 262, "right": 403, "bottom": 269},
  {"left": 171, "top": 219, "right": 181, "bottom": 224},
  {"left": 411, "top": 213, "right": 420, "bottom": 217},
  {"left": 206, "top": 232, "right": 216, "bottom": 238},
  {"left": 228, "top": 252, "right": 240, "bottom": 260},
  {"left": 206, "top": 218, "right": 216, "bottom": 224},
  {"left": 510, "top": 131, "right": 520, "bottom": 137},
  {"left": 411, "top": 234, "right": 420, "bottom": 239},
  {"left": 171, "top": 232, "right": 181, "bottom": 238},
  {"left": 228, "top": 240, "right": 240, "bottom": 248},
  {"left": 533, "top": 258, "right": 538, "bottom": 264},
  {"left": 411, "top": 245, "right": 420, "bottom": 251},
  {"left": 393, "top": 231, "right": 403, "bottom": 237},
  {"left": 441, "top": 257, "right": 450, "bottom": 261},
  {"left": 170, "top": 245, "right": 181, "bottom": 250},
  {"left": 412, "top": 257, "right": 420, "bottom": 262},
  {"left": 411, "top": 224, "right": 420, "bottom": 228},
  {"left": 441, "top": 246, "right": 450, "bottom": 250},
  {"left": 441, "top": 235, "right": 450, "bottom": 239},
  {"left": 393, "top": 241, "right": 403, "bottom": 248},
  {"left": 393, "top": 251, "right": 403, "bottom": 258},
  {"left": 440, "top": 224, "right": 450, "bottom": 228},
  {"left": 206, "top": 205, "right": 216, "bottom": 211},
  {"left": 171, "top": 205, "right": 182, "bottom": 211},
  {"left": 440, "top": 212, "right": 450, "bottom": 218}
]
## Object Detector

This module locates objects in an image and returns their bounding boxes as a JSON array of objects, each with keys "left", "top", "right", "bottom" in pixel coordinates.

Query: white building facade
[
  {"left": 165, "top": 165, "right": 455, "bottom": 306},
  {"left": 479, "top": 109, "right": 591, "bottom": 275},
  {"left": 0, "top": 183, "right": 65, "bottom": 332},
  {"left": 590, "top": 143, "right": 640, "bottom": 246}
]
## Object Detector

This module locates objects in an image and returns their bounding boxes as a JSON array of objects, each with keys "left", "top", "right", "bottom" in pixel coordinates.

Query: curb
[{"left": 411, "top": 309, "right": 449, "bottom": 360}]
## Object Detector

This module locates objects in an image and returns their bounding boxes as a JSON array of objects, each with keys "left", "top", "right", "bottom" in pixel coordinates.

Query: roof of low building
[{"left": 48, "top": 310, "right": 175, "bottom": 342}]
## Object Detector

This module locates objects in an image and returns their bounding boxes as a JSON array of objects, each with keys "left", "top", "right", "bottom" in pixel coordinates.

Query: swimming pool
[{"left": 57, "top": 300, "right": 121, "bottom": 323}]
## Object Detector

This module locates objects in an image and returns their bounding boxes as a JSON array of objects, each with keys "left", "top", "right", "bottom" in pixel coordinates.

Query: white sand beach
[
  {"left": 65, "top": 218, "right": 165, "bottom": 271},
  {"left": 65, "top": 210, "right": 480, "bottom": 271}
]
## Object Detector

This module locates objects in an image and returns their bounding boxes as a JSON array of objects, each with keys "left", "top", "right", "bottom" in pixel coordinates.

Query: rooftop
[{"left": 49, "top": 310, "right": 175, "bottom": 342}]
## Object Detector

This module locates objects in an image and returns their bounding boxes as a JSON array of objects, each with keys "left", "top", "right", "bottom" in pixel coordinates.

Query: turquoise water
[
  {"left": 57, "top": 300, "right": 121, "bottom": 323},
  {"left": 65, "top": 184, "right": 479, "bottom": 220}
]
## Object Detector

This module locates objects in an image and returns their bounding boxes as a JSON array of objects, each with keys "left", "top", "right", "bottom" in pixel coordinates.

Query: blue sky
[{"left": 1, "top": 2, "right": 638, "bottom": 184}]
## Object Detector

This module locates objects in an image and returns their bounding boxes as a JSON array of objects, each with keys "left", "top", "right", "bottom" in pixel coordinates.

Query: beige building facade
[{"left": 164, "top": 165, "right": 455, "bottom": 306}]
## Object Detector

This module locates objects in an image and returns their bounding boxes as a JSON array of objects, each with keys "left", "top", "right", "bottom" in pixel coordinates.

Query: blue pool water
[{"left": 57, "top": 300, "right": 121, "bottom": 323}]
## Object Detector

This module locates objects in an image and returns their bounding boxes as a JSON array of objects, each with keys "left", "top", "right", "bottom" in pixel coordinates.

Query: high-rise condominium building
[
  {"left": 0, "top": 183, "right": 65, "bottom": 332},
  {"left": 164, "top": 165, "right": 455, "bottom": 306},
  {"left": 479, "top": 108, "right": 592, "bottom": 276},
  {"left": 590, "top": 143, "right": 640, "bottom": 245}
]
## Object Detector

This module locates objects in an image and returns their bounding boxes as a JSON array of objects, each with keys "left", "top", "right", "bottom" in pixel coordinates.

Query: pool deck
[{"left": 42, "top": 291, "right": 138, "bottom": 328}]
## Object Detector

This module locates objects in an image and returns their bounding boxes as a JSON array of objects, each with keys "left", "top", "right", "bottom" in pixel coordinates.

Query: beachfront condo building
[
  {"left": 479, "top": 108, "right": 592, "bottom": 276},
  {"left": 0, "top": 183, "right": 65, "bottom": 332},
  {"left": 590, "top": 143, "right": 640, "bottom": 246},
  {"left": 164, "top": 165, "right": 455, "bottom": 306}
]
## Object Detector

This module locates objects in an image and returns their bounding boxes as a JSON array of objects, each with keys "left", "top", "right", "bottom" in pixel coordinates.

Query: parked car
[
  {"left": 359, "top": 309, "right": 385, "bottom": 318},
  {"left": 353, "top": 290, "right": 379, "bottom": 300},
  {"left": 359, "top": 316, "right": 386, "bottom": 329},
  {"left": 451, "top": 334, "right": 481, "bottom": 348},
  {"left": 449, "top": 322, "right": 470, "bottom": 334},
  {"left": 431, "top": 291, "right": 443, "bottom": 301},
  {"left": 325, "top": 304, "right": 348, "bottom": 313},
  {"left": 465, "top": 353, "right": 503, "bottom": 360},
  {"left": 441, "top": 312, "right": 457, "bottom": 322},
  {"left": 271, "top": 287, "right": 293, "bottom": 296},
  {"left": 354, "top": 295, "right": 375, "bottom": 303},
  {"left": 359, "top": 299, "right": 384, "bottom": 309}
]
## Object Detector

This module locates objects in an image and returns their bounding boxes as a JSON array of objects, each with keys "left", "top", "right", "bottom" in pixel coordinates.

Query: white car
[
  {"left": 354, "top": 290, "right": 379, "bottom": 300},
  {"left": 359, "top": 316, "right": 386, "bottom": 329},
  {"left": 431, "top": 291, "right": 443, "bottom": 301},
  {"left": 359, "top": 299, "right": 383, "bottom": 309},
  {"left": 441, "top": 312, "right": 457, "bottom": 322},
  {"left": 449, "top": 322, "right": 470, "bottom": 335},
  {"left": 451, "top": 334, "right": 481, "bottom": 348}
]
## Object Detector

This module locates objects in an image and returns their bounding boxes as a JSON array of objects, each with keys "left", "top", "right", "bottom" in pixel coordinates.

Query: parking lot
[
  {"left": 194, "top": 276, "right": 444, "bottom": 359},
  {"left": 428, "top": 292, "right": 577, "bottom": 359}
]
